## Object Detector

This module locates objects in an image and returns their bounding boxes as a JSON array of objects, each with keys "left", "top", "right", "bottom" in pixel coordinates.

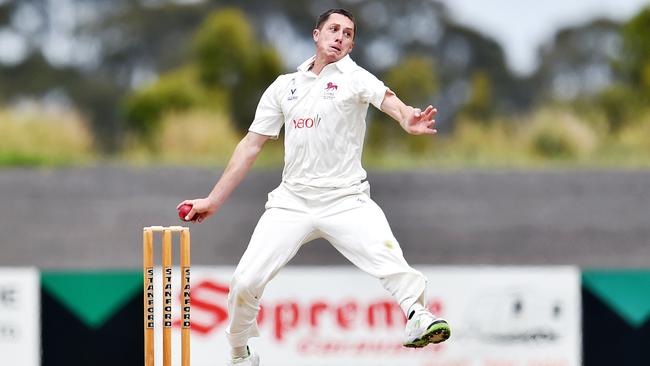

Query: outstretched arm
[
  {"left": 379, "top": 90, "right": 438, "bottom": 135},
  {"left": 177, "top": 132, "right": 270, "bottom": 223}
]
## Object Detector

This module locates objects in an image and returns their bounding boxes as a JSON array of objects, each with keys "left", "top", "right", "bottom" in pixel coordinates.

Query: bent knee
[{"left": 230, "top": 273, "right": 264, "bottom": 299}]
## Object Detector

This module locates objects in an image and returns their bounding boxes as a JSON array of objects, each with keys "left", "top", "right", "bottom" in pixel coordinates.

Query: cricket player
[{"left": 178, "top": 8, "right": 451, "bottom": 365}]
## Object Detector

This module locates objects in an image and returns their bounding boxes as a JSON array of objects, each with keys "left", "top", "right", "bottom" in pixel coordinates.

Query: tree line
[{"left": 0, "top": 0, "right": 648, "bottom": 155}]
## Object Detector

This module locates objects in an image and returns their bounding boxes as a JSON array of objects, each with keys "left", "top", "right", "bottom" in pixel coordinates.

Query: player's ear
[{"left": 313, "top": 28, "right": 319, "bottom": 43}]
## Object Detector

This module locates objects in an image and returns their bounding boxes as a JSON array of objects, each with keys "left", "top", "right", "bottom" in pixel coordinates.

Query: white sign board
[
  {"left": 154, "top": 266, "right": 580, "bottom": 366},
  {"left": 0, "top": 268, "right": 40, "bottom": 366}
]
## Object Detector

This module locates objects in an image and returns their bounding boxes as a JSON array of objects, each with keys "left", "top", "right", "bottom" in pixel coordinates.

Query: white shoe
[
  {"left": 227, "top": 347, "right": 259, "bottom": 366},
  {"left": 403, "top": 310, "right": 451, "bottom": 348}
]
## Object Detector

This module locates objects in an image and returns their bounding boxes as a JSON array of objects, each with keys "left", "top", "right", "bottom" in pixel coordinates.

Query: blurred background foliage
[{"left": 0, "top": 0, "right": 649, "bottom": 168}]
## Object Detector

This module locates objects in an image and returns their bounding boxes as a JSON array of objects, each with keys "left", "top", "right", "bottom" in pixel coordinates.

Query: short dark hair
[{"left": 316, "top": 8, "right": 356, "bottom": 38}]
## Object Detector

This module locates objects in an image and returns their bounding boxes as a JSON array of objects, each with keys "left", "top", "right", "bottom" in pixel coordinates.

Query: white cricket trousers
[{"left": 226, "top": 181, "right": 428, "bottom": 348}]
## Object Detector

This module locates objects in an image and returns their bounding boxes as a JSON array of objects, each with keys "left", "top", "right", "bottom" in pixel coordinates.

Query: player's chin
[
  {"left": 327, "top": 54, "right": 344, "bottom": 63},
  {"left": 327, "top": 50, "right": 347, "bottom": 62}
]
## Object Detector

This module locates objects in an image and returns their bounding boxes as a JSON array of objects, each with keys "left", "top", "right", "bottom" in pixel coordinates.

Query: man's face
[{"left": 313, "top": 13, "right": 355, "bottom": 63}]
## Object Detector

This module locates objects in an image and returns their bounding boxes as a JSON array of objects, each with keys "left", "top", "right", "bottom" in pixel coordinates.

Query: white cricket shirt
[{"left": 249, "top": 55, "right": 388, "bottom": 188}]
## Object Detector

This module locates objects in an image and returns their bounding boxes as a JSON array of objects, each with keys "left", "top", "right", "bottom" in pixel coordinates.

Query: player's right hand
[{"left": 176, "top": 198, "right": 215, "bottom": 223}]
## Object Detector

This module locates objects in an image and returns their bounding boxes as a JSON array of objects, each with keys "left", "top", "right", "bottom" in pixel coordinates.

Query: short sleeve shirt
[{"left": 249, "top": 55, "right": 388, "bottom": 188}]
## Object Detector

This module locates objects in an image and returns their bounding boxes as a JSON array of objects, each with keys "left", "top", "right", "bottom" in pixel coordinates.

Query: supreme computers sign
[
  {"left": 153, "top": 266, "right": 580, "bottom": 366},
  {"left": 0, "top": 268, "right": 40, "bottom": 366}
]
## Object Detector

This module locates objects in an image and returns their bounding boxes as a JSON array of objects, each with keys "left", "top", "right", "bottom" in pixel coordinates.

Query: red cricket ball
[{"left": 178, "top": 203, "right": 193, "bottom": 222}]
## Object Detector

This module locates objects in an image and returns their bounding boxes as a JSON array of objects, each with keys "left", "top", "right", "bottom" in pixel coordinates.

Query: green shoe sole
[{"left": 403, "top": 320, "right": 451, "bottom": 348}]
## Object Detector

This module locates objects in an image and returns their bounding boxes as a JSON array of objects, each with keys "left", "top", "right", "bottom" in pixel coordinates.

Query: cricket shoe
[
  {"left": 403, "top": 310, "right": 451, "bottom": 348},
  {"left": 227, "top": 347, "right": 259, "bottom": 366}
]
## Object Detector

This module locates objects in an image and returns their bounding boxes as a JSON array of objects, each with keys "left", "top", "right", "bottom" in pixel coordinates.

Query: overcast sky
[{"left": 437, "top": 0, "right": 648, "bottom": 75}]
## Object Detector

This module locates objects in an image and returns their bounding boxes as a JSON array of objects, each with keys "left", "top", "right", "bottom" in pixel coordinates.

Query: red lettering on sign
[
  {"left": 310, "top": 301, "right": 328, "bottom": 327},
  {"left": 274, "top": 301, "right": 300, "bottom": 340},
  {"left": 336, "top": 301, "right": 357, "bottom": 329},
  {"left": 170, "top": 278, "right": 445, "bottom": 343},
  {"left": 173, "top": 280, "right": 228, "bottom": 335},
  {"left": 367, "top": 301, "right": 405, "bottom": 327}
]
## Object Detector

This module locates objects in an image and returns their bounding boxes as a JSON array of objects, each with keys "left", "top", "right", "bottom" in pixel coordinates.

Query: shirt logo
[
  {"left": 292, "top": 114, "right": 322, "bottom": 129},
  {"left": 323, "top": 81, "right": 338, "bottom": 100},
  {"left": 325, "top": 82, "right": 338, "bottom": 91},
  {"left": 287, "top": 88, "right": 298, "bottom": 101}
]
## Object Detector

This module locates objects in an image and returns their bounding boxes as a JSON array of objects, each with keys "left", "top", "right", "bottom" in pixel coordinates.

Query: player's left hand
[{"left": 404, "top": 105, "right": 437, "bottom": 135}]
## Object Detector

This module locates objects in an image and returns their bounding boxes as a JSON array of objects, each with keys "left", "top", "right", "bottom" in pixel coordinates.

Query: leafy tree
[
  {"left": 124, "top": 8, "right": 281, "bottom": 143},
  {"left": 368, "top": 56, "right": 438, "bottom": 153},
  {"left": 192, "top": 8, "right": 282, "bottom": 131},
  {"left": 193, "top": 9, "right": 255, "bottom": 88},
  {"left": 589, "top": 7, "right": 650, "bottom": 133},
  {"left": 230, "top": 46, "right": 283, "bottom": 133},
  {"left": 458, "top": 70, "right": 494, "bottom": 123},
  {"left": 384, "top": 56, "right": 438, "bottom": 107},
  {"left": 618, "top": 6, "right": 650, "bottom": 94},
  {"left": 536, "top": 19, "right": 621, "bottom": 101},
  {"left": 594, "top": 84, "right": 642, "bottom": 133},
  {"left": 124, "top": 67, "right": 206, "bottom": 143}
]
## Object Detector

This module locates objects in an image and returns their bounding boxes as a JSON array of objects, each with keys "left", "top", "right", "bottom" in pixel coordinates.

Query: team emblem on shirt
[
  {"left": 287, "top": 78, "right": 298, "bottom": 101},
  {"left": 287, "top": 87, "right": 298, "bottom": 101},
  {"left": 322, "top": 81, "right": 338, "bottom": 100}
]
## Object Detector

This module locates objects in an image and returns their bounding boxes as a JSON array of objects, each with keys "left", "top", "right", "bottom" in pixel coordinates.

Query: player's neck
[
  {"left": 309, "top": 58, "right": 327, "bottom": 75},
  {"left": 310, "top": 54, "right": 338, "bottom": 75}
]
